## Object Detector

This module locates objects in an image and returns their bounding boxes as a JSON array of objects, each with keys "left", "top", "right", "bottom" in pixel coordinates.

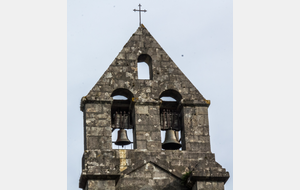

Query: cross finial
[{"left": 133, "top": 4, "right": 147, "bottom": 26}]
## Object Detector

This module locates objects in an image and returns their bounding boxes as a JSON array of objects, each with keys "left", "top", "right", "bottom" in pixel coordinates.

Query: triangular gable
[
  {"left": 123, "top": 161, "right": 182, "bottom": 180},
  {"left": 82, "top": 25, "right": 209, "bottom": 107},
  {"left": 116, "top": 161, "right": 187, "bottom": 190}
]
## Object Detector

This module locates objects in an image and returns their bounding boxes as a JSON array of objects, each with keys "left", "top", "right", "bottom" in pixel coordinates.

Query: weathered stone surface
[
  {"left": 116, "top": 162, "right": 187, "bottom": 190},
  {"left": 192, "top": 181, "right": 224, "bottom": 190},
  {"left": 80, "top": 26, "right": 208, "bottom": 109},
  {"left": 81, "top": 150, "right": 229, "bottom": 187},
  {"left": 136, "top": 106, "right": 149, "bottom": 114},
  {"left": 86, "top": 180, "right": 115, "bottom": 190},
  {"left": 79, "top": 25, "right": 229, "bottom": 190}
]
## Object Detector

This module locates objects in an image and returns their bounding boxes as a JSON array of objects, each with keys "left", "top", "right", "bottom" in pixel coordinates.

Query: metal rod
[
  {"left": 139, "top": 4, "right": 141, "bottom": 26},
  {"left": 133, "top": 4, "right": 147, "bottom": 26}
]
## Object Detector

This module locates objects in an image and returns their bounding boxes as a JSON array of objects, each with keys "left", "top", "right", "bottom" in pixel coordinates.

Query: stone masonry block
[
  {"left": 188, "top": 142, "right": 202, "bottom": 152},
  {"left": 148, "top": 107, "right": 159, "bottom": 115},
  {"left": 147, "top": 141, "right": 161, "bottom": 151},
  {"left": 102, "top": 127, "right": 111, "bottom": 137},
  {"left": 148, "top": 131, "right": 161, "bottom": 142},
  {"left": 86, "top": 127, "right": 104, "bottom": 136},
  {"left": 85, "top": 104, "right": 102, "bottom": 113},
  {"left": 153, "top": 178, "right": 170, "bottom": 188},
  {"left": 136, "top": 106, "right": 149, "bottom": 114},
  {"left": 195, "top": 106, "right": 208, "bottom": 115},
  {"left": 95, "top": 113, "right": 109, "bottom": 119},
  {"left": 85, "top": 117, "right": 95, "bottom": 127},
  {"left": 87, "top": 136, "right": 111, "bottom": 150},
  {"left": 150, "top": 114, "right": 160, "bottom": 125},
  {"left": 192, "top": 115, "right": 203, "bottom": 126},
  {"left": 95, "top": 120, "right": 110, "bottom": 127},
  {"left": 185, "top": 135, "right": 197, "bottom": 142},
  {"left": 136, "top": 131, "right": 147, "bottom": 140},
  {"left": 136, "top": 140, "right": 147, "bottom": 150},
  {"left": 170, "top": 159, "right": 183, "bottom": 166},
  {"left": 130, "top": 170, "right": 152, "bottom": 179},
  {"left": 116, "top": 52, "right": 126, "bottom": 60},
  {"left": 137, "top": 124, "right": 160, "bottom": 132},
  {"left": 203, "top": 126, "right": 209, "bottom": 136},
  {"left": 102, "top": 105, "right": 111, "bottom": 114},
  {"left": 198, "top": 136, "right": 210, "bottom": 143},
  {"left": 192, "top": 126, "right": 204, "bottom": 136},
  {"left": 87, "top": 180, "right": 115, "bottom": 190},
  {"left": 136, "top": 114, "right": 150, "bottom": 125}
]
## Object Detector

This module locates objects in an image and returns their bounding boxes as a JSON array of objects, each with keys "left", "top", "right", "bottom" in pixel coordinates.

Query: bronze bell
[
  {"left": 115, "top": 129, "right": 131, "bottom": 147},
  {"left": 162, "top": 129, "right": 182, "bottom": 150}
]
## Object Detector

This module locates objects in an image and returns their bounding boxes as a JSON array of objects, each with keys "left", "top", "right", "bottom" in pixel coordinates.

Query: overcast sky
[
  {"left": 68, "top": 1, "right": 233, "bottom": 190},
  {"left": 2, "top": 1, "right": 300, "bottom": 190}
]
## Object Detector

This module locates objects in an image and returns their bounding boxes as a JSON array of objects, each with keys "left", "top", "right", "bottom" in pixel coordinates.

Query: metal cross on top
[{"left": 133, "top": 4, "right": 147, "bottom": 26}]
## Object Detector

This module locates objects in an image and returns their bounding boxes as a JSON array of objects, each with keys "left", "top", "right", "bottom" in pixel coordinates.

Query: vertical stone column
[
  {"left": 84, "top": 102, "right": 112, "bottom": 150},
  {"left": 183, "top": 106, "right": 211, "bottom": 152},
  {"left": 135, "top": 104, "right": 161, "bottom": 151}
]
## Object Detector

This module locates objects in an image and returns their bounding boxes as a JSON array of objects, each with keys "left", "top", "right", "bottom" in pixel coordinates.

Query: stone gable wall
[
  {"left": 82, "top": 26, "right": 208, "bottom": 105},
  {"left": 79, "top": 25, "right": 229, "bottom": 190}
]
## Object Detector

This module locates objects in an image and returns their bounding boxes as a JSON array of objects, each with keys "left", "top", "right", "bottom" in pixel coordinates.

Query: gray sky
[
  {"left": 2, "top": 1, "right": 300, "bottom": 190},
  {"left": 68, "top": 1, "right": 232, "bottom": 190}
]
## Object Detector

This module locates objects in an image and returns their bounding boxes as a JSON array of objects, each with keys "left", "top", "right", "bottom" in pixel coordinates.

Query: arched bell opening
[
  {"left": 159, "top": 89, "right": 184, "bottom": 150},
  {"left": 111, "top": 88, "right": 135, "bottom": 150}
]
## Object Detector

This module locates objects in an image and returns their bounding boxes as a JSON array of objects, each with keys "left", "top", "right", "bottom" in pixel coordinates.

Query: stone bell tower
[{"left": 79, "top": 25, "right": 229, "bottom": 190}]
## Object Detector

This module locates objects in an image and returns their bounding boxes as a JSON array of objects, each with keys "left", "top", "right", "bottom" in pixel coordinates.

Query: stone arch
[
  {"left": 159, "top": 89, "right": 182, "bottom": 102},
  {"left": 111, "top": 88, "right": 134, "bottom": 100}
]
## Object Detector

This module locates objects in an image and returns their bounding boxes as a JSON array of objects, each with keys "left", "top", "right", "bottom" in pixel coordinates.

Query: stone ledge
[
  {"left": 79, "top": 174, "right": 121, "bottom": 189},
  {"left": 190, "top": 173, "right": 230, "bottom": 183},
  {"left": 185, "top": 175, "right": 229, "bottom": 189},
  {"left": 80, "top": 99, "right": 113, "bottom": 112}
]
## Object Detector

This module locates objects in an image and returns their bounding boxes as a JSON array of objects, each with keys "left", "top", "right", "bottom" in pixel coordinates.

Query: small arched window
[
  {"left": 137, "top": 54, "right": 153, "bottom": 80},
  {"left": 138, "top": 62, "right": 150, "bottom": 79}
]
